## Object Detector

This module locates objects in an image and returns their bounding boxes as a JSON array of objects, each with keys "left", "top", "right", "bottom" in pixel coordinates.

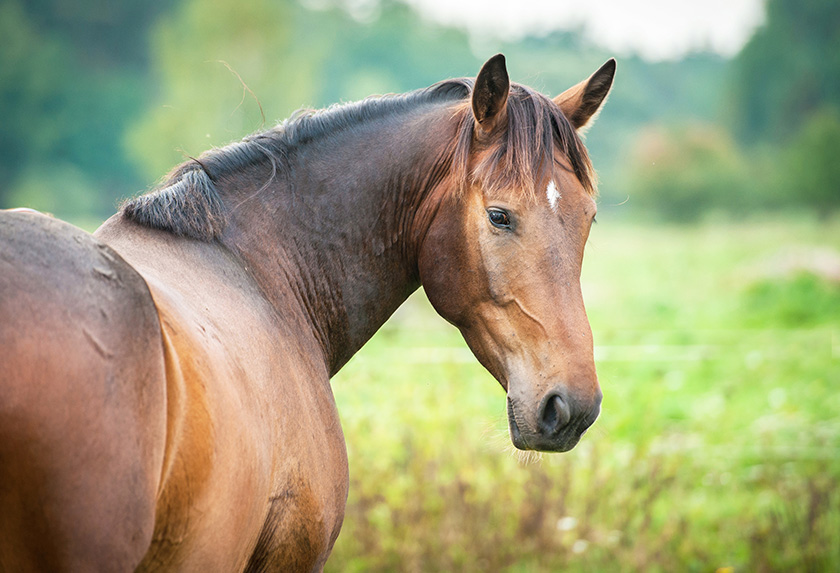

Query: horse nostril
[{"left": 540, "top": 393, "right": 571, "bottom": 435}]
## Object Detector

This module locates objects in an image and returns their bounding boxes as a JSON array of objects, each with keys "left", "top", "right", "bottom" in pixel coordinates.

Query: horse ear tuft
[
  {"left": 554, "top": 58, "right": 616, "bottom": 132},
  {"left": 472, "top": 54, "right": 510, "bottom": 136}
]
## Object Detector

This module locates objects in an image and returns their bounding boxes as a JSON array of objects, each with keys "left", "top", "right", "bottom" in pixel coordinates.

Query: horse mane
[{"left": 121, "top": 78, "right": 595, "bottom": 241}]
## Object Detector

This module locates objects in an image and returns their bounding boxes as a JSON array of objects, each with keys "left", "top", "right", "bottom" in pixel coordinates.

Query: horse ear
[
  {"left": 472, "top": 54, "right": 510, "bottom": 136},
  {"left": 554, "top": 58, "right": 616, "bottom": 131}
]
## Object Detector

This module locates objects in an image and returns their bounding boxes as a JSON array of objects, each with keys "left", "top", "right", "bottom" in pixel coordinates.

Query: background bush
[{"left": 626, "top": 124, "right": 757, "bottom": 222}]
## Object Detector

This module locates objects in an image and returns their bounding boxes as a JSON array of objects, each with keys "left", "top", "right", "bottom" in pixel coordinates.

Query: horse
[{"left": 0, "top": 54, "right": 614, "bottom": 571}]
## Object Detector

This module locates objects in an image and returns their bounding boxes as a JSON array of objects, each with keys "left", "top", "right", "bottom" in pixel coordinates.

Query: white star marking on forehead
[{"left": 546, "top": 180, "right": 561, "bottom": 212}]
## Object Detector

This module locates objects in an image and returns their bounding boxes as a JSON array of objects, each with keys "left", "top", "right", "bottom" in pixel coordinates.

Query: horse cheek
[{"left": 417, "top": 219, "right": 472, "bottom": 328}]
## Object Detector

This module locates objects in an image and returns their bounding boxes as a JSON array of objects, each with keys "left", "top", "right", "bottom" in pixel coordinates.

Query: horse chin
[{"left": 508, "top": 425, "right": 582, "bottom": 453}]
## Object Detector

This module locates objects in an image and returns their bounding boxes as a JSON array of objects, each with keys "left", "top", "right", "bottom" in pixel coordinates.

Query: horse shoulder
[{"left": 98, "top": 220, "right": 349, "bottom": 570}]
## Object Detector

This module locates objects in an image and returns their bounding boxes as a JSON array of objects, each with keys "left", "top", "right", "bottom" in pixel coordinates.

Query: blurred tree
[
  {"left": 126, "top": 0, "right": 480, "bottom": 182},
  {"left": 314, "top": 0, "right": 479, "bottom": 102},
  {"left": 0, "top": 0, "right": 170, "bottom": 219},
  {"left": 729, "top": 0, "right": 840, "bottom": 143},
  {"left": 626, "top": 124, "right": 755, "bottom": 222},
  {"left": 576, "top": 53, "right": 729, "bottom": 210},
  {"left": 0, "top": 0, "right": 70, "bottom": 205},
  {"left": 783, "top": 108, "right": 840, "bottom": 215},
  {"left": 4, "top": 0, "right": 795, "bottom": 223},
  {"left": 125, "top": 0, "right": 323, "bottom": 180},
  {"left": 20, "top": 0, "right": 174, "bottom": 68}
]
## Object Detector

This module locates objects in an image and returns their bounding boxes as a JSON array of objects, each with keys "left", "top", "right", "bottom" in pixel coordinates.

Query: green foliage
[
  {"left": 628, "top": 0, "right": 840, "bottom": 223},
  {"left": 625, "top": 124, "right": 756, "bottom": 222},
  {"left": 313, "top": 1, "right": 479, "bottom": 102},
  {"left": 124, "top": 0, "right": 321, "bottom": 179},
  {"left": 125, "top": 0, "right": 480, "bottom": 182},
  {"left": 5, "top": 163, "right": 99, "bottom": 223},
  {"left": 729, "top": 0, "right": 840, "bottom": 143},
  {"left": 590, "top": 54, "right": 730, "bottom": 208},
  {"left": 628, "top": 104, "right": 840, "bottom": 222},
  {"left": 330, "top": 219, "right": 840, "bottom": 571},
  {"left": 783, "top": 108, "right": 840, "bottom": 215},
  {"left": 1, "top": 0, "right": 741, "bottom": 223},
  {"left": 0, "top": 0, "right": 68, "bottom": 195},
  {"left": 0, "top": 0, "right": 161, "bottom": 217},
  {"left": 742, "top": 272, "right": 840, "bottom": 328},
  {"left": 18, "top": 0, "right": 174, "bottom": 68}
]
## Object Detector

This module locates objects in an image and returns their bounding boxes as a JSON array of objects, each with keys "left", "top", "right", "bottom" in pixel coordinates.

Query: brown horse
[{"left": 0, "top": 54, "right": 614, "bottom": 571}]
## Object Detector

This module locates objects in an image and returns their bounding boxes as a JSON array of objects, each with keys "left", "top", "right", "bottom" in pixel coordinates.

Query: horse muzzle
[{"left": 506, "top": 386, "right": 602, "bottom": 452}]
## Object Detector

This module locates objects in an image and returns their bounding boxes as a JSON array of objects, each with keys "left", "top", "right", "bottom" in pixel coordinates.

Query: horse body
[
  {"left": 96, "top": 216, "right": 350, "bottom": 571},
  {"left": 0, "top": 212, "right": 166, "bottom": 570},
  {"left": 0, "top": 55, "right": 615, "bottom": 570}
]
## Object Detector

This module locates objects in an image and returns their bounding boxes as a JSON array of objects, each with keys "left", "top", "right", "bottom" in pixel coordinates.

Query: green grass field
[{"left": 328, "top": 218, "right": 840, "bottom": 572}]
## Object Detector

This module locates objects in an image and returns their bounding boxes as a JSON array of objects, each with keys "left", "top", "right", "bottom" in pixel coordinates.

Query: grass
[{"left": 328, "top": 217, "right": 840, "bottom": 572}]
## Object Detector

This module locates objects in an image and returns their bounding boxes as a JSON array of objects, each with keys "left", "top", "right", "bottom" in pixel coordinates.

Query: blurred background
[{"left": 2, "top": 0, "right": 838, "bottom": 569}]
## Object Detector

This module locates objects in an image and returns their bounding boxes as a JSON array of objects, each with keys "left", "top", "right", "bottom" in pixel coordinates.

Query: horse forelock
[{"left": 452, "top": 83, "right": 597, "bottom": 200}]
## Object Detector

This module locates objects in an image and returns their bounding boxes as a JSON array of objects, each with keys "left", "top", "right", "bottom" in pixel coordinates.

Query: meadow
[{"left": 328, "top": 218, "right": 840, "bottom": 572}]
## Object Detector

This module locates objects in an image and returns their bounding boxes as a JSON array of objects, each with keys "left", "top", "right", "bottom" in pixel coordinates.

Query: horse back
[{"left": 0, "top": 211, "right": 167, "bottom": 570}]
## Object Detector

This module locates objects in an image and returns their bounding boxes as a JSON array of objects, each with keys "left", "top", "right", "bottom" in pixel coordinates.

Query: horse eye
[{"left": 487, "top": 208, "right": 511, "bottom": 229}]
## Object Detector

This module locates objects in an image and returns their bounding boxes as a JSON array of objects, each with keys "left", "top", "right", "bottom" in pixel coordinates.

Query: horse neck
[{"left": 222, "top": 106, "right": 456, "bottom": 375}]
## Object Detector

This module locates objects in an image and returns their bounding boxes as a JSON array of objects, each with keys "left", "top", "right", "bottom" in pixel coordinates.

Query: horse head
[{"left": 418, "top": 55, "right": 615, "bottom": 452}]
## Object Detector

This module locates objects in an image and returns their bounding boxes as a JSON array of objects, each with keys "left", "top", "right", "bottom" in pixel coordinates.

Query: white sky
[{"left": 400, "top": 0, "right": 766, "bottom": 60}]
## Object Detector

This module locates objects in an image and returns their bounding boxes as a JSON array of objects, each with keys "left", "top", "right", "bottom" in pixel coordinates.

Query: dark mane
[{"left": 121, "top": 78, "right": 595, "bottom": 241}]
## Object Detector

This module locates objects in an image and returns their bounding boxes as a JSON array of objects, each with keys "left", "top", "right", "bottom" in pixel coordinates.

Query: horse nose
[
  {"left": 507, "top": 385, "right": 601, "bottom": 452},
  {"left": 538, "top": 386, "right": 602, "bottom": 440},
  {"left": 539, "top": 391, "right": 571, "bottom": 435}
]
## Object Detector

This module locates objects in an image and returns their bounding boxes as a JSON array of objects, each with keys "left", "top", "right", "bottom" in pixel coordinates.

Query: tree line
[
  {"left": 1, "top": 0, "right": 836, "bottom": 222},
  {"left": 628, "top": 0, "right": 840, "bottom": 221}
]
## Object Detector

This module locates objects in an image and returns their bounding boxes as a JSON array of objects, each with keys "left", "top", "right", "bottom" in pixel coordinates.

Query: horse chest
[
  {"left": 139, "top": 302, "right": 349, "bottom": 571},
  {"left": 244, "top": 388, "right": 350, "bottom": 572},
  {"left": 246, "top": 472, "right": 346, "bottom": 571}
]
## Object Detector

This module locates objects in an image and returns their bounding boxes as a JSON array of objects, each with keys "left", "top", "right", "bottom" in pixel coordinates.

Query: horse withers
[{"left": 0, "top": 54, "right": 614, "bottom": 571}]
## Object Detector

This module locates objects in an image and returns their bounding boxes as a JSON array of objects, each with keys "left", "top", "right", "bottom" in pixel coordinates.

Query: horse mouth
[{"left": 507, "top": 398, "right": 527, "bottom": 449}]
